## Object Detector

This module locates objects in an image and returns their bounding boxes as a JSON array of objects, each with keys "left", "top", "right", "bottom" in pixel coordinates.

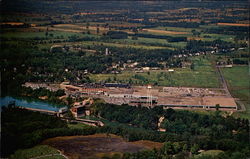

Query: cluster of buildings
[
  {"left": 23, "top": 82, "right": 238, "bottom": 112},
  {"left": 22, "top": 82, "right": 60, "bottom": 92},
  {"left": 70, "top": 98, "right": 93, "bottom": 118},
  {"left": 173, "top": 50, "right": 216, "bottom": 59}
]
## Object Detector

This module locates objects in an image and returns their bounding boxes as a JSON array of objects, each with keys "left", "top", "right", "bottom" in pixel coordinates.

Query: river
[{"left": 0, "top": 96, "right": 67, "bottom": 112}]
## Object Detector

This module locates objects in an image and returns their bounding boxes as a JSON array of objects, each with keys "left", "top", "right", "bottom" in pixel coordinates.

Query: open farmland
[
  {"left": 42, "top": 134, "right": 163, "bottom": 159},
  {"left": 55, "top": 40, "right": 170, "bottom": 50},
  {"left": 0, "top": 29, "right": 83, "bottom": 39},
  {"left": 221, "top": 66, "right": 250, "bottom": 119},
  {"left": 217, "top": 23, "right": 250, "bottom": 27},
  {"left": 90, "top": 57, "right": 220, "bottom": 88},
  {"left": 142, "top": 28, "right": 189, "bottom": 35},
  {"left": 126, "top": 37, "right": 187, "bottom": 48}
]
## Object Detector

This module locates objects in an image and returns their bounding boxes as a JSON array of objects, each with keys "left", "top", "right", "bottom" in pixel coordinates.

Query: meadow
[
  {"left": 10, "top": 145, "right": 65, "bottom": 159},
  {"left": 221, "top": 66, "right": 250, "bottom": 119},
  {"left": 150, "top": 26, "right": 235, "bottom": 42},
  {"left": 196, "top": 150, "right": 224, "bottom": 158},
  {"left": 90, "top": 56, "right": 220, "bottom": 88},
  {"left": 67, "top": 122, "right": 91, "bottom": 129},
  {"left": 0, "top": 29, "right": 82, "bottom": 39}
]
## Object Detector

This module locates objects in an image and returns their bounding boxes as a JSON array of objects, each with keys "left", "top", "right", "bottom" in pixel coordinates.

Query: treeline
[
  {"left": 185, "top": 39, "right": 241, "bottom": 53},
  {"left": 122, "top": 143, "right": 250, "bottom": 159},
  {"left": 20, "top": 87, "right": 65, "bottom": 97},
  {"left": 19, "top": 87, "right": 66, "bottom": 105},
  {"left": 0, "top": 23, "right": 31, "bottom": 28},
  {"left": 130, "top": 33, "right": 187, "bottom": 42},
  {"left": 161, "top": 21, "right": 200, "bottom": 28},
  {"left": 106, "top": 31, "right": 128, "bottom": 39},
  {"left": 161, "top": 108, "right": 249, "bottom": 141},
  {"left": 98, "top": 123, "right": 182, "bottom": 143},
  {"left": 0, "top": 40, "right": 171, "bottom": 93},
  {"left": 205, "top": 26, "right": 249, "bottom": 35},
  {"left": 233, "top": 58, "right": 248, "bottom": 65},
  {"left": 0, "top": 106, "right": 97, "bottom": 157},
  {"left": 1, "top": 106, "right": 67, "bottom": 156},
  {"left": 0, "top": 41, "right": 33, "bottom": 96},
  {"left": 92, "top": 103, "right": 160, "bottom": 130}
]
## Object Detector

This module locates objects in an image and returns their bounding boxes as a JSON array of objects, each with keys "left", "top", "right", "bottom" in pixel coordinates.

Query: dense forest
[
  {"left": 1, "top": 106, "right": 97, "bottom": 157},
  {"left": 91, "top": 103, "right": 250, "bottom": 157}
]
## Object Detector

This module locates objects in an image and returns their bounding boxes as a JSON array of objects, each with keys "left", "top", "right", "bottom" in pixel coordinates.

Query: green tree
[
  {"left": 86, "top": 22, "right": 89, "bottom": 29},
  {"left": 190, "top": 63, "right": 195, "bottom": 70},
  {"left": 163, "top": 142, "right": 174, "bottom": 155},
  {"left": 215, "top": 104, "right": 220, "bottom": 111},
  {"left": 190, "top": 144, "right": 199, "bottom": 155}
]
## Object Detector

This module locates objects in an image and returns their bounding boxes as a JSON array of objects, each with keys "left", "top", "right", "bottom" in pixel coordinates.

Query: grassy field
[
  {"left": 54, "top": 40, "right": 171, "bottom": 50},
  {"left": 124, "top": 37, "right": 187, "bottom": 48},
  {"left": 195, "top": 150, "right": 224, "bottom": 158},
  {"left": 201, "top": 33, "right": 235, "bottom": 42},
  {"left": 68, "top": 122, "right": 90, "bottom": 129},
  {"left": 90, "top": 56, "right": 220, "bottom": 88},
  {"left": 0, "top": 29, "right": 84, "bottom": 39},
  {"left": 10, "top": 145, "right": 65, "bottom": 159},
  {"left": 154, "top": 26, "right": 196, "bottom": 32},
  {"left": 221, "top": 66, "right": 250, "bottom": 119},
  {"left": 103, "top": 36, "right": 185, "bottom": 49},
  {"left": 151, "top": 26, "right": 235, "bottom": 42}
]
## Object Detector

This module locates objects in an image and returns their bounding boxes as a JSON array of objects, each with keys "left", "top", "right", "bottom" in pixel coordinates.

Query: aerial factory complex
[{"left": 1, "top": 0, "right": 249, "bottom": 159}]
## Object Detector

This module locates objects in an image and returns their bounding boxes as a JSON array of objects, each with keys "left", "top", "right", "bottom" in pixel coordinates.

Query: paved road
[
  {"left": 62, "top": 117, "right": 104, "bottom": 127},
  {"left": 216, "top": 66, "right": 232, "bottom": 97},
  {"left": 235, "top": 100, "right": 246, "bottom": 111}
]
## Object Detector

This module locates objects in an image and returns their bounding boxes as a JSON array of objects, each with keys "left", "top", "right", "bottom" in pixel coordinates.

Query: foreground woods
[{"left": 1, "top": 105, "right": 250, "bottom": 158}]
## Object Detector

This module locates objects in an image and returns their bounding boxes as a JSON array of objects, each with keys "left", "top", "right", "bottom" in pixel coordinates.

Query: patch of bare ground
[
  {"left": 132, "top": 140, "right": 163, "bottom": 149},
  {"left": 33, "top": 26, "right": 83, "bottom": 33},
  {"left": 217, "top": 23, "right": 250, "bottom": 27},
  {"left": 143, "top": 29, "right": 188, "bottom": 35},
  {"left": 42, "top": 134, "right": 163, "bottom": 159},
  {"left": 187, "top": 37, "right": 203, "bottom": 40},
  {"left": 0, "top": 22, "right": 24, "bottom": 25}
]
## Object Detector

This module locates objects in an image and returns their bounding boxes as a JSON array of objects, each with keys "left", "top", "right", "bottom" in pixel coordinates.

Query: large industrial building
[{"left": 60, "top": 82, "right": 237, "bottom": 111}]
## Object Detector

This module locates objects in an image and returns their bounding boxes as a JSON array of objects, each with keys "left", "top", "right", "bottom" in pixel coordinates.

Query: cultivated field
[
  {"left": 217, "top": 23, "right": 250, "bottom": 27},
  {"left": 142, "top": 28, "right": 188, "bottom": 35},
  {"left": 0, "top": 29, "right": 82, "bottom": 39}
]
